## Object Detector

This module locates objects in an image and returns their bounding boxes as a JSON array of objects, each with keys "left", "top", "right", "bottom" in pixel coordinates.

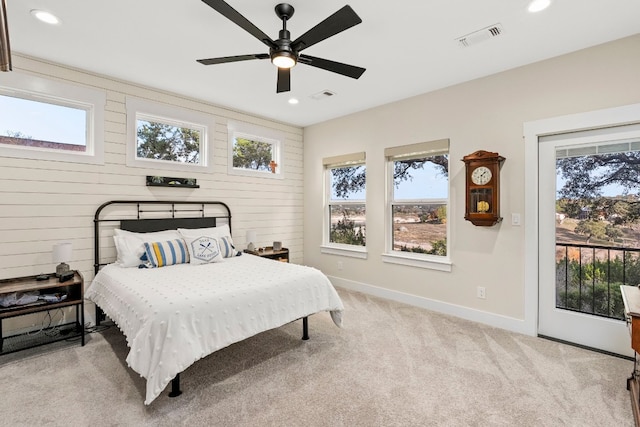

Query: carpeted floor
[{"left": 0, "top": 288, "right": 634, "bottom": 426}]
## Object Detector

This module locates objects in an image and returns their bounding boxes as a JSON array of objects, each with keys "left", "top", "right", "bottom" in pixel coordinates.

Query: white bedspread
[{"left": 85, "top": 255, "right": 344, "bottom": 404}]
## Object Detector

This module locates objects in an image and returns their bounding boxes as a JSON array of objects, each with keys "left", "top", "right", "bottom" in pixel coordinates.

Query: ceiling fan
[{"left": 197, "top": 0, "right": 366, "bottom": 93}]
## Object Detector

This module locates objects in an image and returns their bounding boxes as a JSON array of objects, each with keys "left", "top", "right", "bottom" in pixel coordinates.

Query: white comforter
[{"left": 86, "top": 255, "right": 344, "bottom": 404}]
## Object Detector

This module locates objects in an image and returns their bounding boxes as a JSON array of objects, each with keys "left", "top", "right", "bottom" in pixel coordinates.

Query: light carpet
[{"left": 0, "top": 288, "right": 634, "bottom": 426}]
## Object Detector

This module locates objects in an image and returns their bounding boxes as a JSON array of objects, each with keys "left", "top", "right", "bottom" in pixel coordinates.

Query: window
[
  {"left": 126, "top": 97, "right": 213, "bottom": 172},
  {"left": 383, "top": 139, "right": 451, "bottom": 271},
  {"left": 227, "top": 121, "right": 283, "bottom": 178},
  {"left": 322, "top": 152, "right": 367, "bottom": 258},
  {"left": 0, "top": 72, "right": 105, "bottom": 164}
]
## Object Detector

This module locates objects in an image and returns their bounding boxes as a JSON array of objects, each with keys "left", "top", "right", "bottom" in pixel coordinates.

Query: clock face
[{"left": 471, "top": 166, "right": 492, "bottom": 185}]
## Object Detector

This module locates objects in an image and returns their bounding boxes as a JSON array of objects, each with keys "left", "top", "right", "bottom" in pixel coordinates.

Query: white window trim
[
  {"left": 126, "top": 97, "right": 214, "bottom": 173},
  {"left": 0, "top": 72, "right": 105, "bottom": 165},
  {"left": 323, "top": 153, "right": 367, "bottom": 250},
  {"left": 384, "top": 139, "right": 451, "bottom": 271},
  {"left": 320, "top": 244, "right": 368, "bottom": 259},
  {"left": 227, "top": 121, "right": 284, "bottom": 179}
]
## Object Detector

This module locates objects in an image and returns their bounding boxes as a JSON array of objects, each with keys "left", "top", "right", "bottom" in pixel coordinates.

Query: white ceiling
[{"left": 5, "top": 0, "right": 640, "bottom": 127}]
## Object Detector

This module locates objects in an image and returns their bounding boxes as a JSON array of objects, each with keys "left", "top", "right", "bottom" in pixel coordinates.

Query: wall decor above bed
[
  {"left": 89, "top": 200, "right": 344, "bottom": 405},
  {"left": 146, "top": 175, "right": 199, "bottom": 188}
]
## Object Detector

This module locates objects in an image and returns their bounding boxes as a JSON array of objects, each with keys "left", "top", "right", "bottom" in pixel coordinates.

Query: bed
[{"left": 86, "top": 200, "right": 344, "bottom": 405}]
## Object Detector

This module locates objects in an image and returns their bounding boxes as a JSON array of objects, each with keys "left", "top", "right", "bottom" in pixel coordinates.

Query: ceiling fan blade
[
  {"left": 201, "top": 0, "right": 277, "bottom": 49},
  {"left": 197, "top": 53, "right": 269, "bottom": 65},
  {"left": 291, "top": 5, "right": 362, "bottom": 52},
  {"left": 277, "top": 68, "right": 291, "bottom": 93},
  {"left": 298, "top": 54, "right": 365, "bottom": 79}
]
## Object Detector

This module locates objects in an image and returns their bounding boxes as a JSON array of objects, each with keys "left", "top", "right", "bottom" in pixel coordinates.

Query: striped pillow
[
  {"left": 217, "top": 236, "right": 240, "bottom": 258},
  {"left": 142, "top": 238, "right": 189, "bottom": 268}
]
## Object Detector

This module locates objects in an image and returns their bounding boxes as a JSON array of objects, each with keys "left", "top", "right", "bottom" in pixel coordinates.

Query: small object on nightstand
[
  {"left": 59, "top": 271, "right": 74, "bottom": 282},
  {"left": 35, "top": 274, "right": 49, "bottom": 281},
  {"left": 273, "top": 241, "right": 282, "bottom": 251},
  {"left": 246, "top": 230, "right": 257, "bottom": 252},
  {"left": 52, "top": 242, "right": 72, "bottom": 277},
  {"left": 244, "top": 246, "right": 289, "bottom": 263}
]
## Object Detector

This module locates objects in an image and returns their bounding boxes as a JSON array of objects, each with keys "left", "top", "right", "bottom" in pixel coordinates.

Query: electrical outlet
[
  {"left": 477, "top": 286, "right": 486, "bottom": 299},
  {"left": 337, "top": 261, "right": 344, "bottom": 271}
]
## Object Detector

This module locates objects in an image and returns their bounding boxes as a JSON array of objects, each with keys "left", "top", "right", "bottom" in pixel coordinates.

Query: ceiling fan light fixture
[
  {"left": 30, "top": 9, "right": 60, "bottom": 25},
  {"left": 527, "top": 0, "right": 551, "bottom": 13},
  {"left": 271, "top": 51, "right": 296, "bottom": 69}
]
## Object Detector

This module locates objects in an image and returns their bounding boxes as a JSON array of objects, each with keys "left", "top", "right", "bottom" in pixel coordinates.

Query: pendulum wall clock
[{"left": 462, "top": 150, "right": 505, "bottom": 226}]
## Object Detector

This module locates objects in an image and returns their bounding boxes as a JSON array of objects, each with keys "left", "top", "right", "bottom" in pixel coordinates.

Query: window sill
[
  {"left": 228, "top": 167, "right": 284, "bottom": 180},
  {"left": 320, "top": 245, "right": 368, "bottom": 259},
  {"left": 381, "top": 252, "right": 452, "bottom": 272}
]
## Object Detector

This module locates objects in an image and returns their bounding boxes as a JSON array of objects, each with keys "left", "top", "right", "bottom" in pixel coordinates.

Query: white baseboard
[{"left": 329, "top": 276, "right": 533, "bottom": 336}]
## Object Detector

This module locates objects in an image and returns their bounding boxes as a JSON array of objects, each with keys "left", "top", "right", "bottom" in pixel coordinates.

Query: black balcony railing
[{"left": 555, "top": 242, "right": 640, "bottom": 321}]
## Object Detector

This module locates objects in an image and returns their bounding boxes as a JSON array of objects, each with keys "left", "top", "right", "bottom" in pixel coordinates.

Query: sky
[
  {"left": 331, "top": 161, "right": 448, "bottom": 201},
  {"left": 0, "top": 94, "right": 86, "bottom": 145},
  {"left": 556, "top": 164, "right": 637, "bottom": 199}
]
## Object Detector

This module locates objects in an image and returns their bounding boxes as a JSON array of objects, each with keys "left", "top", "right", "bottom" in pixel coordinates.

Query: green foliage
[
  {"left": 556, "top": 198, "right": 583, "bottom": 219},
  {"left": 330, "top": 213, "right": 366, "bottom": 246},
  {"left": 574, "top": 220, "right": 607, "bottom": 240},
  {"left": 399, "top": 245, "right": 428, "bottom": 254},
  {"left": 574, "top": 219, "right": 625, "bottom": 242},
  {"left": 399, "top": 238, "right": 447, "bottom": 256},
  {"left": 555, "top": 253, "right": 640, "bottom": 320},
  {"left": 232, "top": 138, "right": 272, "bottom": 171},
  {"left": 136, "top": 121, "right": 200, "bottom": 163},
  {"left": 427, "top": 238, "right": 447, "bottom": 256}
]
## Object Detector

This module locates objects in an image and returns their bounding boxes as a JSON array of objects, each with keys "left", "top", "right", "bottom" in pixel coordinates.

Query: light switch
[{"left": 512, "top": 213, "right": 521, "bottom": 226}]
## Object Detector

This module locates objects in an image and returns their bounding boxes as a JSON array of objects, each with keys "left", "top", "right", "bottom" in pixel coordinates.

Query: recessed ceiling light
[
  {"left": 30, "top": 10, "right": 61, "bottom": 25},
  {"left": 528, "top": 0, "right": 551, "bottom": 13},
  {"left": 288, "top": 98, "right": 299, "bottom": 105}
]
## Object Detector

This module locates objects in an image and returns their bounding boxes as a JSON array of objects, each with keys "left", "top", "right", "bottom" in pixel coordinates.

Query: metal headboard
[{"left": 94, "top": 200, "right": 232, "bottom": 274}]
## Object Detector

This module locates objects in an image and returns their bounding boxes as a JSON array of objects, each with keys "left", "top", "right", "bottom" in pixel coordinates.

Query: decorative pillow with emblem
[
  {"left": 178, "top": 225, "right": 240, "bottom": 260},
  {"left": 183, "top": 235, "right": 224, "bottom": 265}
]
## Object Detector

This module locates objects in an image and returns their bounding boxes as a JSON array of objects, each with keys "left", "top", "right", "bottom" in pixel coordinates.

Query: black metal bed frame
[{"left": 93, "top": 200, "right": 309, "bottom": 400}]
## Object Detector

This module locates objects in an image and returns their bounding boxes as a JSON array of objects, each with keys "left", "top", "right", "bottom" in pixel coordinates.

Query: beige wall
[
  {"left": 303, "top": 34, "right": 640, "bottom": 331},
  {"left": 0, "top": 55, "right": 303, "bottom": 331}
]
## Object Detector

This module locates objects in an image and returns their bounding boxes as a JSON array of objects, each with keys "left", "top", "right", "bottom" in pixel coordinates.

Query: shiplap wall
[{"left": 0, "top": 55, "right": 303, "bottom": 331}]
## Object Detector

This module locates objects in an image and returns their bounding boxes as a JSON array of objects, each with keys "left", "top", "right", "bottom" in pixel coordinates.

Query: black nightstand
[{"left": 244, "top": 246, "right": 289, "bottom": 262}]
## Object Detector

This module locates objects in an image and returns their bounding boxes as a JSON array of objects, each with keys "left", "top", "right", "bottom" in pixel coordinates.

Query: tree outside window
[
  {"left": 329, "top": 164, "right": 366, "bottom": 246},
  {"left": 232, "top": 137, "right": 275, "bottom": 172},
  {"left": 136, "top": 120, "right": 200, "bottom": 164}
]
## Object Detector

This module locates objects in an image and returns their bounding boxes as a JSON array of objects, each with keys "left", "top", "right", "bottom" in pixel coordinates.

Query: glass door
[{"left": 538, "top": 131, "right": 640, "bottom": 356}]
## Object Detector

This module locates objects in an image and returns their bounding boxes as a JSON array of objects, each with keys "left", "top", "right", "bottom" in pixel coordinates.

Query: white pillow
[
  {"left": 177, "top": 224, "right": 231, "bottom": 239},
  {"left": 113, "top": 229, "right": 181, "bottom": 268}
]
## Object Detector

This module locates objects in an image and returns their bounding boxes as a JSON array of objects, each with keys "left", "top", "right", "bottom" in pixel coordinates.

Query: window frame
[
  {"left": 383, "top": 139, "right": 451, "bottom": 271},
  {"left": 227, "top": 121, "right": 284, "bottom": 179},
  {"left": 126, "top": 97, "right": 214, "bottom": 173},
  {"left": 0, "top": 72, "right": 105, "bottom": 164},
  {"left": 321, "top": 152, "right": 368, "bottom": 259}
]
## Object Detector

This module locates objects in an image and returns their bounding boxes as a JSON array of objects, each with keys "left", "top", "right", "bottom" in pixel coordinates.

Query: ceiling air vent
[
  {"left": 456, "top": 24, "right": 504, "bottom": 48},
  {"left": 310, "top": 90, "right": 336, "bottom": 101}
]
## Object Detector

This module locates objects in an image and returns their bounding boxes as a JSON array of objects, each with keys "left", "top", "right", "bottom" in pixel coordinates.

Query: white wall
[
  {"left": 0, "top": 55, "right": 303, "bottom": 331},
  {"left": 303, "top": 34, "right": 640, "bottom": 334}
]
